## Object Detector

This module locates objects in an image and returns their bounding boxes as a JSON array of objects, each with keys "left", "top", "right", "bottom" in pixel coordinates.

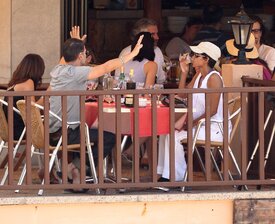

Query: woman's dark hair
[
  {"left": 131, "top": 32, "right": 155, "bottom": 62},
  {"left": 63, "top": 38, "right": 85, "bottom": 62},
  {"left": 208, "top": 57, "right": 217, "bottom": 69},
  {"left": 249, "top": 15, "right": 266, "bottom": 44},
  {"left": 8, "top": 54, "right": 45, "bottom": 88},
  {"left": 199, "top": 53, "right": 216, "bottom": 68}
]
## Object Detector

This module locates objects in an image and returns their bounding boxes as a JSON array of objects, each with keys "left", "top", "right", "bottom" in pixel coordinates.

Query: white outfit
[
  {"left": 258, "top": 44, "right": 275, "bottom": 72},
  {"left": 157, "top": 71, "right": 232, "bottom": 181},
  {"left": 115, "top": 45, "right": 166, "bottom": 84},
  {"left": 165, "top": 37, "right": 191, "bottom": 60}
]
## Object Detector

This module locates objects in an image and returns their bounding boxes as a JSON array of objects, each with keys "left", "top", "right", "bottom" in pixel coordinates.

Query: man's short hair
[
  {"left": 131, "top": 18, "right": 157, "bottom": 40},
  {"left": 63, "top": 38, "right": 84, "bottom": 62},
  {"left": 203, "top": 4, "right": 223, "bottom": 25}
]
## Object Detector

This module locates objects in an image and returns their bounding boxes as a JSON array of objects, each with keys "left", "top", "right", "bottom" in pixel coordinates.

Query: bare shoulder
[
  {"left": 146, "top": 60, "right": 157, "bottom": 68},
  {"left": 144, "top": 61, "right": 158, "bottom": 73},
  {"left": 207, "top": 72, "right": 223, "bottom": 88},
  {"left": 14, "top": 79, "right": 35, "bottom": 91}
]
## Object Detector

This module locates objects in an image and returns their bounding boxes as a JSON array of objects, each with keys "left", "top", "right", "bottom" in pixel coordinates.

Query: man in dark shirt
[{"left": 192, "top": 4, "right": 230, "bottom": 56}]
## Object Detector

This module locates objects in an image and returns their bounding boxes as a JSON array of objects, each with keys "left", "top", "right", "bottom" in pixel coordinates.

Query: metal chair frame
[
  {"left": 181, "top": 97, "right": 247, "bottom": 191},
  {"left": 0, "top": 98, "right": 26, "bottom": 185},
  {"left": 246, "top": 103, "right": 275, "bottom": 173},
  {"left": 16, "top": 100, "right": 99, "bottom": 195}
]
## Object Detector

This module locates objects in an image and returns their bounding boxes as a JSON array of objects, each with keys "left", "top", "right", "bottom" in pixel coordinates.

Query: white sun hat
[{"left": 190, "top": 41, "right": 221, "bottom": 62}]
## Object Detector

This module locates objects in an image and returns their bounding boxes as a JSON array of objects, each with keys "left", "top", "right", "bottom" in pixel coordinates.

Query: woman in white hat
[{"left": 157, "top": 41, "right": 231, "bottom": 182}]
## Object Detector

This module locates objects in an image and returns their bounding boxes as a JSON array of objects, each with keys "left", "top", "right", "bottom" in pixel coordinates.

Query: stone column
[
  {"left": 222, "top": 63, "right": 263, "bottom": 173},
  {"left": 0, "top": 0, "right": 61, "bottom": 84}
]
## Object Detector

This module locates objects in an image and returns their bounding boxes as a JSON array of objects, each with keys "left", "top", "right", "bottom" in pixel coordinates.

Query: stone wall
[
  {"left": 0, "top": 0, "right": 61, "bottom": 84},
  {"left": 0, "top": 0, "right": 12, "bottom": 84},
  {"left": 234, "top": 199, "right": 275, "bottom": 223}
]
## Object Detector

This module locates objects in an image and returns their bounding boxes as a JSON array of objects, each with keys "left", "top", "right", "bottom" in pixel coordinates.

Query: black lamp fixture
[{"left": 228, "top": 5, "right": 254, "bottom": 64}]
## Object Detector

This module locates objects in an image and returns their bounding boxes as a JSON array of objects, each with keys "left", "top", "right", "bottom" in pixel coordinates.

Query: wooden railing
[{"left": 0, "top": 85, "right": 274, "bottom": 194}]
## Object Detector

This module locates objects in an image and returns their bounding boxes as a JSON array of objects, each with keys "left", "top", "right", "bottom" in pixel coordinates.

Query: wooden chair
[
  {"left": 0, "top": 99, "right": 26, "bottom": 185},
  {"left": 16, "top": 100, "right": 99, "bottom": 195},
  {"left": 181, "top": 97, "right": 247, "bottom": 190}
]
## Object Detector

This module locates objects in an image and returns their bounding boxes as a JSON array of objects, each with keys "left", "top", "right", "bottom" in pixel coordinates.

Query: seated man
[
  {"left": 115, "top": 18, "right": 166, "bottom": 84},
  {"left": 49, "top": 26, "right": 144, "bottom": 189},
  {"left": 157, "top": 42, "right": 231, "bottom": 181}
]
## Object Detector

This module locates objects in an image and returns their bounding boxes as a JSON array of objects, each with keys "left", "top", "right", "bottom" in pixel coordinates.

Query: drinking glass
[
  {"left": 103, "top": 73, "right": 114, "bottom": 103},
  {"left": 154, "top": 84, "right": 164, "bottom": 107}
]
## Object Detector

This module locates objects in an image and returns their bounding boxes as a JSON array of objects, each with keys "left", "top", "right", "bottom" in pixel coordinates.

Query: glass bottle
[{"left": 118, "top": 66, "right": 125, "bottom": 89}]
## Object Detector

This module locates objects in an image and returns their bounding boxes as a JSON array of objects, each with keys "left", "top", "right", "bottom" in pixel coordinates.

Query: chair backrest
[
  {"left": 0, "top": 99, "right": 9, "bottom": 142},
  {"left": 228, "top": 97, "right": 241, "bottom": 144},
  {"left": 16, "top": 100, "right": 45, "bottom": 149}
]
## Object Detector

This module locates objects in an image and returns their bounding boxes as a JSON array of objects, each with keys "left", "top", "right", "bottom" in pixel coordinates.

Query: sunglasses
[
  {"left": 190, "top": 52, "right": 208, "bottom": 59},
  {"left": 251, "top": 29, "right": 262, "bottom": 34},
  {"left": 86, "top": 50, "right": 92, "bottom": 57}
]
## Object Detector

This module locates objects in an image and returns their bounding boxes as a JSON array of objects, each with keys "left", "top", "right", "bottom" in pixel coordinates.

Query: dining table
[
  {"left": 85, "top": 100, "right": 188, "bottom": 137},
  {"left": 85, "top": 99, "right": 189, "bottom": 182}
]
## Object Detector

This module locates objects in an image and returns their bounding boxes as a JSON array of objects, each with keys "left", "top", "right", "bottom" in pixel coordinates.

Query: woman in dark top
[{"left": 3, "top": 53, "right": 45, "bottom": 139}]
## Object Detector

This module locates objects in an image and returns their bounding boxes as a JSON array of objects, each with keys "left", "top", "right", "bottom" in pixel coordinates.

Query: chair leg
[
  {"left": 15, "top": 146, "right": 36, "bottom": 193},
  {"left": 85, "top": 125, "right": 100, "bottom": 194},
  {"left": 0, "top": 140, "right": 5, "bottom": 154},
  {"left": 1, "top": 141, "right": 22, "bottom": 185},
  {"left": 228, "top": 146, "right": 248, "bottom": 190},
  {"left": 194, "top": 147, "right": 206, "bottom": 174},
  {"left": 246, "top": 110, "right": 273, "bottom": 173},
  {"left": 209, "top": 150, "right": 223, "bottom": 181},
  {"left": 217, "top": 149, "right": 235, "bottom": 181},
  {"left": 0, "top": 143, "right": 7, "bottom": 185},
  {"left": 38, "top": 146, "right": 61, "bottom": 196},
  {"left": 2, "top": 128, "right": 26, "bottom": 185},
  {"left": 264, "top": 123, "right": 275, "bottom": 167}
]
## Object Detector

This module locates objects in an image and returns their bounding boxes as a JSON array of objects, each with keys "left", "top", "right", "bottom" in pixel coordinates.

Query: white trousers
[
  {"left": 157, "top": 125, "right": 223, "bottom": 181},
  {"left": 157, "top": 132, "right": 187, "bottom": 181}
]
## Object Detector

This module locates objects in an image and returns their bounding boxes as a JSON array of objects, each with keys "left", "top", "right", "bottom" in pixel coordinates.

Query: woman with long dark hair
[
  {"left": 115, "top": 32, "right": 157, "bottom": 88},
  {"left": 3, "top": 53, "right": 45, "bottom": 139}
]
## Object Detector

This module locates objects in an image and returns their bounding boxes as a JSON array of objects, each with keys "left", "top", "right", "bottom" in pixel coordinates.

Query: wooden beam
[{"left": 143, "top": 0, "right": 162, "bottom": 29}]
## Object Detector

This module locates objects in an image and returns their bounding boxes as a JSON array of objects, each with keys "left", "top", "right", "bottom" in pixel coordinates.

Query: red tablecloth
[{"left": 85, "top": 102, "right": 174, "bottom": 137}]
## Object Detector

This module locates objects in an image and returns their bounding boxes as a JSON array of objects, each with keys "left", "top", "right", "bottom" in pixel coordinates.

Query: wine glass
[{"left": 154, "top": 84, "right": 164, "bottom": 107}]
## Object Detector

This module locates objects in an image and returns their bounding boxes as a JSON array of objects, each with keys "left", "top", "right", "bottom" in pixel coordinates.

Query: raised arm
[
  {"left": 59, "top": 26, "right": 87, "bottom": 65},
  {"left": 87, "top": 35, "right": 144, "bottom": 80},
  {"left": 70, "top": 26, "right": 87, "bottom": 42},
  {"left": 178, "top": 54, "right": 198, "bottom": 98}
]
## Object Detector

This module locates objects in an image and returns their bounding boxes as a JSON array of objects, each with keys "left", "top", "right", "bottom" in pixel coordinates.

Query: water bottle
[{"left": 118, "top": 66, "right": 126, "bottom": 89}]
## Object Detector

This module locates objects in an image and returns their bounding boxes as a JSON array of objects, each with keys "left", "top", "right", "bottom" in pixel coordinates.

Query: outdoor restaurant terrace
[
  {"left": 1, "top": 0, "right": 275, "bottom": 223},
  {"left": 0, "top": 76, "right": 274, "bottom": 190},
  {"left": 0, "top": 77, "right": 274, "bottom": 223}
]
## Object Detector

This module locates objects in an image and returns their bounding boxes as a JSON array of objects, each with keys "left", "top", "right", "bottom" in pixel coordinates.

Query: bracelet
[{"left": 119, "top": 56, "right": 125, "bottom": 66}]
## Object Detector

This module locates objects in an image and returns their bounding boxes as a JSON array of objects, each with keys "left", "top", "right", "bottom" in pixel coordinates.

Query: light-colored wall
[
  {"left": 0, "top": 200, "right": 233, "bottom": 224},
  {"left": 0, "top": 0, "right": 12, "bottom": 84},
  {"left": 0, "top": 0, "right": 61, "bottom": 84}
]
